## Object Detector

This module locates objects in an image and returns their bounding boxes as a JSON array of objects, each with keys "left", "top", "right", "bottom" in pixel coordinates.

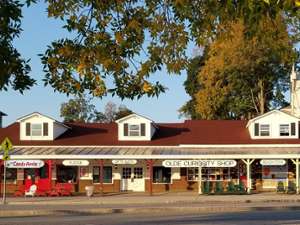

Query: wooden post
[
  {"left": 198, "top": 166, "right": 202, "bottom": 195},
  {"left": 99, "top": 159, "right": 104, "bottom": 196},
  {"left": 292, "top": 159, "right": 299, "bottom": 194},
  {"left": 147, "top": 160, "right": 153, "bottom": 196},
  {"left": 242, "top": 159, "right": 254, "bottom": 194}
]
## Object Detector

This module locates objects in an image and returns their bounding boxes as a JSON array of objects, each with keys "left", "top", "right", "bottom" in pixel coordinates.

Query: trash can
[{"left": 85, "top": 186, "right": 94, "bottom": 197}]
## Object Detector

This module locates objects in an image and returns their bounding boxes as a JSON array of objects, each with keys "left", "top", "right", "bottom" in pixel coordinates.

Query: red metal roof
[{"left": 1, "top": 120, "right": 300, "bottom": 146}]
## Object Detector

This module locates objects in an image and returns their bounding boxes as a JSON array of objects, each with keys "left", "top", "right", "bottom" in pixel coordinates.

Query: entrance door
[{"left": 121, "top": 167, "right": 145, "bottom": 192}]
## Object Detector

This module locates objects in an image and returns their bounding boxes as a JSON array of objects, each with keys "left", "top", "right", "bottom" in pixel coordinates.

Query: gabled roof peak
[
  {"left": 115, "top": 113, "right": 155, "bottom": 124},
  {"left": 16, "top": 112, "right": 70, "bottom": 129}
]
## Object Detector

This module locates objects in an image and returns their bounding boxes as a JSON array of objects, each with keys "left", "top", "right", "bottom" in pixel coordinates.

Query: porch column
[
  {"left": 198, "top": 166, "right": 202, "bottom": 195},
  {"left": 292, "top": 159, "right": 299, "bottom": 194},
  {"left": 47, "top": 160, "right": 52, "bottom": 190},
  {"left": 242, "top": 159, "right": 254, "bottom": 194},
  {"left": 147, "top": 160, "right": 153, "bottom": 196},
  {"left": 99, "top": 159, "right": 104, "bottom": 196}
]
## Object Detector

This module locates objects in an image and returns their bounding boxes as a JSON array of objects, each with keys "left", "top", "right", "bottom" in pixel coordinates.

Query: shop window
[
  {"left": 260, "top": 124, "right": 270, "bottom": 136},
  {"left": 93, "top": 166, "right": 112, "bottom": 183},
  {"left": 202, "top": 168, "right": 231, "bottom": 181},
  {"left": 56, "top": 165, "right": 77, "bottom": 183},
  {"left": 153, "top": 167, "right": 171, "bottom": 183},
  {"left": 134, "top": 167, "right": 143, "bottom": 178},
  {"left": 280, "top": 124, "right": 290, "bottom": 136},
  {"left": 1, "top": 166, "right": 17, "bottom": 183},
  {"left": 122, "top": 167, "right": 131, "bottom": 179},
  {"left": 187, "top": 168, "right": 199, "bottom": 181}
]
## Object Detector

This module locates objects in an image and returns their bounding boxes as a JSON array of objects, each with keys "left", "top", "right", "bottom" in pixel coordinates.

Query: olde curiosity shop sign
[
  {"left": 162, "top": 160, "right": 237, "bottom": 168},
  {"left": 6, "top": 160, "right": 44, "bottom": 168}
]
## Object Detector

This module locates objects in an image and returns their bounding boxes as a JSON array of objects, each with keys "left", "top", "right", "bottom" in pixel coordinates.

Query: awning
[{"left": 1, "top": 146, "right": 300, "bottom": 159}]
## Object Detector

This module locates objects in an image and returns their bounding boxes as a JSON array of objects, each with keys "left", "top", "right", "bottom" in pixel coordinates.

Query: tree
[
  {"left": 194, "top": 16, "right": 294, "bottom": 120},
  {"left": 60, "top": 95, "right": 95, "bottom": 122},
  {"left": 0, "top": 0, "right": 35, "bottom": 93},
  {"left": 179, "top": 49, "right": 207, "bottom": 119},
  {"left": 60, "top": 97, "right": 132, "bottom": 123},
  {"left": 94, "top": 102, "right": 132, "bottom": 123},
  {"left": 115, "top": 105, "right": 133, "bottom": 121},
  {"left": 38, "top": 0, "right": 300, "bottom": 99}
]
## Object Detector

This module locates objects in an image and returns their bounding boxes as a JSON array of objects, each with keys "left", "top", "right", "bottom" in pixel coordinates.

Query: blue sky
[{"left": 0, "top": 2, "right": 192, "bottom": 126}]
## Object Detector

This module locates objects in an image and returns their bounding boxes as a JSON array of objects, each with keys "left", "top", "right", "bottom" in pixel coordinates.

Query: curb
[{"left": 1, "top": 205, "right": 300, "bottom": 218}]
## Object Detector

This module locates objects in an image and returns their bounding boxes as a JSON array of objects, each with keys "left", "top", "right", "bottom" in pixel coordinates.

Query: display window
[
  {"left": 93, "top": 166, "right": 112, "bottom": 183},
  {"left": 56, "top": 165, "right": 77, "bottom": 183},
  {"left": 153, "top": 166, "right": 171, "bottom": 183}
]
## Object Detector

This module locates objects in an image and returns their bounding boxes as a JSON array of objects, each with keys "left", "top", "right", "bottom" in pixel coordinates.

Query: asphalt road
[{"left": 1, "top": 209, "right": 300, "bottom": 225}]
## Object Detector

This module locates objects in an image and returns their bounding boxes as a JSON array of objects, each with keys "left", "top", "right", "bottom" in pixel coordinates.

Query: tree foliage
[
  {"left": 179, "top": 51, "right": 207, "bottom": 119},
  {"left": 39, "top": 0, "right": 300, "bottom": 99},
  {"left": 60, "top": 95, "right": 96, "bottom": 122},
  {"left": 194, "top": 16, "right": 295, "bottom": 119},
  {"left": 0, "top": 0, "right": 35, "bottom": 93}
]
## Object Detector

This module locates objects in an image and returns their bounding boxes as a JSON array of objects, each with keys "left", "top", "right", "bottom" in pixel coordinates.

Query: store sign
[
  {"left": 112, "top": 159, "right": 137, "bottom": 165},
  {"left": 162, "top": 160, "right": 237, "bottom": 168},
  {"left": 62, "top": 160, "right": 89, "bottom": 166},
  {"left": 260, "top": 159, "right": 286, "bottom": 166},
  {"left": 6, "top": 160, "right": 44, "bottom": 168}
]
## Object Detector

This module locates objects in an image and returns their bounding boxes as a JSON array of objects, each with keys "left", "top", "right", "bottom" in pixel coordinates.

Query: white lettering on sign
[
  {"left": 63, "top": 160, "right": 89, "bottom": 166},
  {"left": 260, "top": 159, "right": 286, "bottom": 166},
  {"left": 6, "top": 160, "right": 45, "bottom": 168},
  {"left": 112, "top": 160, "right": 137, "bottom": 165},
  {"left": 162, "top": 160, "right": 237, "bottom": 168}
]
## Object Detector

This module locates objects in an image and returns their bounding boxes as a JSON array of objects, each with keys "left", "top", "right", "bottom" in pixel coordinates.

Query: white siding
[
  {"left": 19, "top": 113, "right": 68, "bottom": 141},
  {"left": 248, "top": 111, "right": 299, "bottom": 139},
  {"left": 20, "top": 115, "right": 54, "bottom": 141}
]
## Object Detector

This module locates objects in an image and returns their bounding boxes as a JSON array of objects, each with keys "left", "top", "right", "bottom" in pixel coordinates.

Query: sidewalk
[{"left": 1, "top": 192, "right": 300, "bottom": 218}]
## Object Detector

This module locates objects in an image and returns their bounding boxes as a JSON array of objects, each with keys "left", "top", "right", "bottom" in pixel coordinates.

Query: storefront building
[{"left": 2, "top": 70, "right": 300, "bottom": 196}]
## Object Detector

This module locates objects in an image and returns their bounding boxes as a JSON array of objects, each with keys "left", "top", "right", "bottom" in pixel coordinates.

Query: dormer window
[
  {"left": 129, "top": 124, "right": 140, "bottom": 136},
  {"left": 260, "top": 124, "right": 270, "bottom": 136},
  {"left": 254, "top": 123, "right": 270, "bottom": 136},
  {"left": 31, "top": 124, "right": 42, "bottom": 136},
  {"left": 26, "top": 122, "right": 49, "bottom": 137},
  {"left": 279, "top": 123, "right": 296, "bottom": 136},
  {"left": 279, "top": 124, "right": 290, "bottom": 136},
  {"left": 124, "top": 123, "right": 146, "bottom": 137}
]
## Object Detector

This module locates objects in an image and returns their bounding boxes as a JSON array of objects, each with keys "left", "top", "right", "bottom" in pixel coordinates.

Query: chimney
[{"left": 0, "top": 111, "right": 7, "bottom": 128}]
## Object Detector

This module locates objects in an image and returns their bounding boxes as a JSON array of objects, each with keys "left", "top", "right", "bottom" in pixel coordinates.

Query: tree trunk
[{"left": 258, "top": 79, "right": 265, "bottom": 115}]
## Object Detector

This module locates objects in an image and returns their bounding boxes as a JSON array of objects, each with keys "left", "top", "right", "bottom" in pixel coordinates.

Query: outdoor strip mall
[{"left": 2, "top": 69, "right": 300, "bottom": 195}]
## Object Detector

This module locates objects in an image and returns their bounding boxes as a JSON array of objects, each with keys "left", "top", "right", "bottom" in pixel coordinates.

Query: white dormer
[
  {"left": 17, "top": 112, "right": 69, "bottom": 141},
  {"left": 115, "top": 113, "right": 156, "bottom": 141},
  {"left": 247, "top": 110, "right": 299, "bottom": 139}
]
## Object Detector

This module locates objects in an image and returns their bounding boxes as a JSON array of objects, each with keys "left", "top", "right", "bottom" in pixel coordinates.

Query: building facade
[{"left": 2, "top": 69, "right": 300, "bottom": 195}]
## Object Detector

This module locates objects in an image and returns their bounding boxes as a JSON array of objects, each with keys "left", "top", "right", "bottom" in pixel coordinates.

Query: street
[{"left": 1, "top": 209, "right": 300, "bottom": 225}]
